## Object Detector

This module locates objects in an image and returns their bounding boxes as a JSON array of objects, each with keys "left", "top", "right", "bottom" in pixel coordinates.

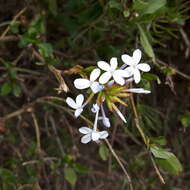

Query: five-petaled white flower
[
  {"left": 122, "top": 49, "right": 151, "bottom": 84},
  {"left": 74, "top": 68, "right": 103, "bottom": 93},
  {"left": 66, "top": 94, "right": 84, "bottom": 118},
  {"left": 79, "top": 127, "right": 109, "bottom": 144},
  {"left": 126, "top": 88, "right": 151, "bottom": 94},
  {"left": 98, "top": 57, "right": 130, "bottom": 85}
]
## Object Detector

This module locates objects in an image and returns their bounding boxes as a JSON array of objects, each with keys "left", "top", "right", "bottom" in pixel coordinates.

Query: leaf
[
  {"left": 179, "top": 112, "right": 190, "bottom": 128},
  {"left": 64, "top": 167, "right": 77, "bottom": 186},
  {"left": 48, "top": 0, "right": 58, "bottom": 16},
  {"left": 108, "top": 0, "right": 122, "bottom": 10},
  {"left": 38, "top": 43, "right": 53, "bottom": 58},
  {"left": 99, "top": 144, "right": 109, "bottom": 161},
  {"left": 150, "top": 136, "right": 167, "bottom": 146},
  {"left": 1, "top": 82, "right": 12, "bottom": 96},
  {"left": 133, "top": 0, "right": 166, "bottom": 15},
  {"left": 12, "top": 83, "right": 22, "bottom": 97},
  {"left": 138, "top": 24, "right": 155, "bottom": 61},
  {"left": 142, "top": 73, "right": 161, "bottom": 84},
  {"left": 151, "top": 145, "right": 183, "bottom": 175},
  {"left": 156, "top": 154, "right": 183, "bottom": 175},
  {"left": 0, "top": 168, "right": 17, "bottom": 183},
  {"left": 150, "top": 145, "right": 171, "bottom": 159}
]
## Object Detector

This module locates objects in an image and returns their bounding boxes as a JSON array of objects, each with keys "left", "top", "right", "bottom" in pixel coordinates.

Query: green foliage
[
  {"left": 99, "top": 143, "right": 109, "bottom": 161},
  {"left": 179, "top": 112, "right": 190, "bottom": 128},
  {"left": 0, "top": 0, "right": 189, "bottom": 189},
  {"left": 150, "top": 145, "right": 183, "bottom": 175},
  {"left": 64, "top": 167, "right": 77, "bottom": 186}
]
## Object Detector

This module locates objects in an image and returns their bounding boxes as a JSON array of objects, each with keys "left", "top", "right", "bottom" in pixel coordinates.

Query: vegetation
[{"left": 0, "top": 0, "right": 190, "bottom": 189}]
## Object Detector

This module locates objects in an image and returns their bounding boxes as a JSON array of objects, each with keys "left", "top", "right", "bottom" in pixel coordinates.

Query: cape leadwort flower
[
  {"left": 98, "top": 57, "right": 131, "bottom": 85},
  {"left": 66, "top": 49, "right": 151, "bottom": 144},
  {"left": 66, "top": 94, "right": 84, "bottom": 118},
  {"left": 121, "top": 49, "right": 151, "bottom": 83},
  {"left": 74, "top": 68, "right": 103, "bottom": 93},
  {"left": 79, "top": 104, "right": 108, "bottom": 144}
]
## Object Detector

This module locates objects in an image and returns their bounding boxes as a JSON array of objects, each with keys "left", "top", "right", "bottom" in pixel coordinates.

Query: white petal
[
  {"left": 74, "top": 79, "right": 90, "bottom": 89},
  {"left": 107, "top": 80, "right": 114, "bottom": 86},
  {"left": 127, "top": 88, "right": 151, "bottom": 94},
  {"left": 91, "top": 104, "right": 100, "bottom": 113},
  {"left": 136, "top": 63, "right": 150, "bottom": 72},
  {"left": 133, "top": 69, "right": 141, "bottom": 83},
  {"left": 99, "top": 72, "right": 112, "bottom": 84},
  {"left": 99, "top": 131, "right": 109, "bottom": 139},
  {"left": 97, "top": 61, "right": 111, "bottom": 71},
  {"left": 90, "top": 68, "right": 101, "bottom": 81},
  {"left": 79, "top": 127, "right": 92, "bottom": 134},
  {"left": 81, "top": 134, "right": 91, "bottom": 144},
  {"left": 121, "top": 54, "right": 134, "bottom": 66},
  {"left": 75, "top": 108, "right": 83, "bottom": 118},
  {"left": 90, "top": 82, "right": 104, "bottom": 93},
  {"left": 76, "top": 94, "right": 84, "bottom": 107},
  {"left": 103, "top": 117, "right": 111, "bottom": 128},
  {"left": 66, "top": 97, "right": 77, "bottom": 109},
  {"left": 114, "top": 70, "right": 131, "bottom": 78},
  {"left": 133, "top": 49, "right": 142, "bottom": 65},
  {"left": 124, "top": 67, "right": 134, "bottom": 77},
  {"left": 116, "top": 109, "right": 127, "bottom": 123},
  {"left": 91, "top": 131, "right": 100, "bottom": 141},
  {"left": 113, "top": 74, "right": 125, "bottom": 85},
  {"left": 110, "top": 57, "right": 118, "bottom": 71}
]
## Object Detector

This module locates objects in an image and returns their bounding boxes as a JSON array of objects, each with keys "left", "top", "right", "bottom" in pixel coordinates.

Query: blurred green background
[{"left": 0, "top": 0, "right": 190, "bottom": 189}]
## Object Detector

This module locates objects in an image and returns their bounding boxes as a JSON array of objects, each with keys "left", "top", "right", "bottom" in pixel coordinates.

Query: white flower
[
  {"left": 98, "top": 116, "right": 110, "bottom": 128},
  {"left": 66, "top": 94, "right": 84, "bottom": 118},
  {"left": 91, "top": 103, "right": 100, "bottom": 113},
  {"left": 74, "top": 68, "right": 103, "bottom": 93},
  {"left": 126, "top": 88, "right": 151, "bottom": 94},
  {"left": 121, "top": 49, "right": 151, "bottom": 83},
  {"left": 79, "top": 127, "right": 109, "bottom": 144},
  {"left": 98, "top": 57, "right": 130, "bottom": 85}
]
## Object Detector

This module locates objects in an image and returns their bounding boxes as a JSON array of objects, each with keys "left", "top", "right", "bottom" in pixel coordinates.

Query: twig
[
  {"left": 156, "top": 59, "right": 190, "bottom": 80},
  {"left": 49, "top": 115, "right": 65, "bottom": 157},
  {"left": 0, "top": 7, "right": 27, "bottom": 38},
  {"left": 31, "top": 112, "right": 41, "bottom": 153},
  {"left": 105, "top": 139, "right": 134, "bottom": 190},
  {"left": 130, "top": 93, "right": 165, "bottom": 184},
  {"left": 3, "top": 96, "right": 133, "bottom": 189}
]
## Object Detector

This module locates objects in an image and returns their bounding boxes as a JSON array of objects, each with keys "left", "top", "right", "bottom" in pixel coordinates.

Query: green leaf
[
  {"left": 48, "top": 0, "right": 58, "bottom": 16},
  {"left": 99, "top": 144, "right": 109, "bottom": 161},
  {"left": 12, "top": 83, "right": 22, "bottom": 97},
  {"left": 0, "top": 168, "right": 17, "bottom": 183},
  {"left": 179, "top": 112, "right": 190, "bottom": 128},
  {"left": 1, "top": 82, "right": 12, "bottom": 96},
  {"left": 64, "top": 167, "right": 77, "bottom": 186},
  {"left": 150, "top": 145, "right": 171, "bottom": 159},
  {"left": 150, "top": 136, "right": 167, "bottom": 146},
  {"left": 156, "top": 154, "right": 183, "bottom": 175},
  {"left": 38, "top": 43, "right": 53, "bottom": 58},
  {"left": 133, "top": 0, "right": 166, "bottom": 15},
  {"left": 10, "top": 22, "right": 20, "bottom": 34},
  {"left": 138, "top": 24, "right": 155, "bottom": 61},
  {"left": 151, "top": 145, "right": 183, "bottom": 175},
  {"left": 108, "top": 0, "right": 122, "bottom": 10}
]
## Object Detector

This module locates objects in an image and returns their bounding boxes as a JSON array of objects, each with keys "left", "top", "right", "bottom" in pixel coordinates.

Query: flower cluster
[{"left": 66, "top": 49, "right": 151, "bottom": 144}]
